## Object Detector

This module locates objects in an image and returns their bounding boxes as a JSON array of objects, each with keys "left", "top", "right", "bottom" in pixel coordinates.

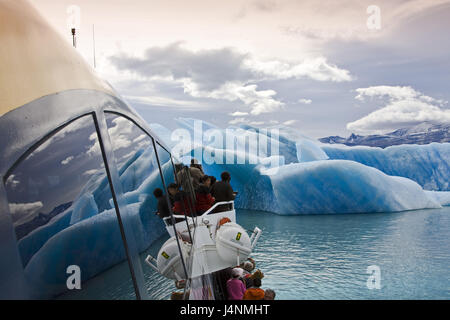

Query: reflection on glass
[
  {"left": 4, "top": 115, "right": 134, "bottom": 299},
  {"left": 156, "top": 143, "right": 176, "bottom": 187},
  {"left": 105, "top": 113, "right": 174, "bottom": 299}
]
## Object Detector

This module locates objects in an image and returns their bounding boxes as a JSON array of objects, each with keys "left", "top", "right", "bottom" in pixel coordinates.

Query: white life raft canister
[
  {"left": 154, "top": 237, "right": 190, "bottom": 280},
  {"left": 215, "top": 222, "right": 251, "bottom": 265}
]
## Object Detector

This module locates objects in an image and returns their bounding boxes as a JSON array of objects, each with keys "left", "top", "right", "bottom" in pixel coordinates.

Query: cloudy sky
[{"left": 31, "top": 0, "right": 450, "bottom": 138}]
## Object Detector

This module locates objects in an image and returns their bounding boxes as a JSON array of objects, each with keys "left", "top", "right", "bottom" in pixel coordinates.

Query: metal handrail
[
  {"left": 162, "top": 201, "right": 235, "bottom": 226},
  {"left": 201, "top": 200, "right": 234, "bottom": 217},
  {"left": 162, "top": 214, "right": 195, "bottom": 221}
]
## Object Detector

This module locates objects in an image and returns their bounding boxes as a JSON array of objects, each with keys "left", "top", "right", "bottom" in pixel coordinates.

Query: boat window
[
  {"left": 3, "top": 115, "right": 135, "bottom": 300},
  {"left": 155, "top": 143, "right": 177, "bottom": 187},
  {"left": 104, "top": 112, "right": 175, "bottom": 299}
]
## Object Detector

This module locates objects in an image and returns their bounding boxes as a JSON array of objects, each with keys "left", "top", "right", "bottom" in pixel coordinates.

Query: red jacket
[
  {"left": 196, "top": 192, "right": 215, "bottom": 213},
  {"left": 172, "top": 193, "right": 192, "bottom": 215}
]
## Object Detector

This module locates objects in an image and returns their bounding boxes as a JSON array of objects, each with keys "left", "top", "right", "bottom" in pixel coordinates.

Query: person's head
[
  {"left": 264, "top": 289, "right": 276, "bottom": 300},
  {"left": 174, "top": 163, "right": 184, "bottom": 173},
  {"left": 201, "top": 176, "right": 211, "bottom": 187},
  {"left": 167, "top": 183, "right": 179, "bottom": 196},
  {"left": 191, "top": 158, "right": 199, "bottom": 166},
  {"left": 221, "top": 171, "right": 231, "bottom": 182},
  {"left": 252, "top": 278, "right": 262, "bottom": 288},
  {"left": 231, "top": 268, "right": 243, "bottom": 279},
  {"left": 153, "top": 188, "right": 163, "bottom": 198},
  {"left": 243, "top": 261, "right": 254, "bottom": 272},
  {"left": 210, "top": 176, "right": 217, "bottom": 185},
  {"left": 250, "top": 269, "right": 264, "bottom": 280},
  {"left": 170, "top": 291, "right": 184, "bottom": 300}
]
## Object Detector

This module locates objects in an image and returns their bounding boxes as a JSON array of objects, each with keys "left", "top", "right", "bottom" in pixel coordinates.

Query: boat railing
[
  {"left": 201, "top": 200, "right": 234, "bottom": 216},
  {"left": 162, "top": 201, "right": 235, "bottom": 226}
]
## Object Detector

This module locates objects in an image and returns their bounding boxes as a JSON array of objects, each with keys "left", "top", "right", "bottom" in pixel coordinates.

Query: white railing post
[
  {"left": 145, "top": 255, "right": 159, "bottom": 272},
  {"left": 250, "top": 227, "right": 262, "bottom": 249}
]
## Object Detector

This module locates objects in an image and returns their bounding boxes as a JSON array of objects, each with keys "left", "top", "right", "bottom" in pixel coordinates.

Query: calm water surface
[{"left": 239, "top": 207, "right": 450, "bottom": 299}]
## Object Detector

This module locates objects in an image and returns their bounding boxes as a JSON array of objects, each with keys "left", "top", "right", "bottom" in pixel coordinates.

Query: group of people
[
  {"left": 153, "top": 159, "right": 237, "bottom": 220},
  {"left": 224, "top": 258, "right": 275, "bottom": 300},
  {"left": 154, "top": 159, "right": 276, "bottom": 300},
  {"left": 170, "top": 257, "right": 276, "bottom": 300}
]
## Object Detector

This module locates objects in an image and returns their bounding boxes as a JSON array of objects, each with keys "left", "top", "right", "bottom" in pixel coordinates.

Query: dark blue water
[{"left": 62, "top": 206, "right": 450, "bottom": 299}]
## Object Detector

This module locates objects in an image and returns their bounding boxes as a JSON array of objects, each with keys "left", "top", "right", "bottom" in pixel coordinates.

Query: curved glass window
[
  {"left": 156, "top": 143, "right": 177, "bottom": 187},
  {"left": 4, "top": 115, "right": 134, "bottom": 299},
  {"left": 105, "top": 112, "right": 176, "bottom": 299}
]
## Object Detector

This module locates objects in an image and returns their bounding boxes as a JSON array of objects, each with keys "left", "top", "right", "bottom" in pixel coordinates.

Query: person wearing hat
[
  {"left": 226, "top": 268, "right": 246, "bottom": 300},
  {"left": 189, "top": 158, "right": 205, "bottom": 189},
  {"left": 190, "top": 158, "right": 205, "bottom": 174},
  {"left": 242, "top": 261, "right": 255, "bottom": 288}
]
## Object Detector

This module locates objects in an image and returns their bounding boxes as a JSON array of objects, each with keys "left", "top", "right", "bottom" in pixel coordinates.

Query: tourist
[
  {"left": 243, "top": 278, "right": 265, "bottom": 300},
  {"left": 195, "top": 176, "right": 215, "bottom": 214},
  {"left": 263, "top": 288, "right": 276, "bottom": 300},
  {"left": 226, "top": 268, "right": 246, "bottom": 300},
  {"left": 168, "top": 183, "right": 192, "bottom": 216},
  {"left": 211, "top": 171, "right": 236, "bottom": 212},
  {"left": 153, "top": 188, "right": 170, "bottom": 219},
  {"left": 242, "top": 261, "right": 255, "bottom": 288},
  {"left": 189, "top": 158, "right": 204, "bottom": 189},
  {"left": 191, "top": 158, "right": 205, "bottom": 174}
]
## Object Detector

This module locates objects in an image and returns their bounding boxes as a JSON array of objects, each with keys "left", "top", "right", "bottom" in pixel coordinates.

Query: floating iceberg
[
  {"left": 268, "top": 160, "right": 441, "bottom": 214},
  {"left": 322, "top": 143, "right": 450, "bottom": 191}
]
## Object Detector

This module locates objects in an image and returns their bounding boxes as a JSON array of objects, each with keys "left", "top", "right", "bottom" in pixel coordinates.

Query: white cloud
[
  {"left": 283, "top": 120, "right": 297, "bottom": 126},
  {"left": 133, "top": 134, "right": 147, "bottom": 144},
  {"left": 124, "top": 95, "right": 206, "bottom": 109},
  {"left": 86, "top": 133, "right": 101, "bottom": 156},
  {"left": 298, "top": 98, "right": 312, "bottom": 104},
  {"left": 9, "top": 201, "right": 44, "bottom": 225},
  {"left": 94, "top": 117, "right": 133, "bottom": 154},
  {"left": 83, "top": 169, "right": 99, "bottom": 176},
  {"left": 355, "top": 86, "right": 445, "bottom": 105},
  {"left": 110, "top": 43, "right": 352, "bottom": 116},
  {"left": 61, "top": 156, "right": 74, "bottom": 165},
  {"left": 348, "top": 85, "right": 450, "bottom": 134},
  {"left": 185, "top": 81, "right": 285, "bottom": 115},
  {"left": 229, "top": 117, "right": 247, "bottom": 125},
  {"left": 249, "top": 121, "right": 265, "bottom": 126},
  {"left": 244, "top": 57, "right": 353, "bottom": 82},
  {"left": 120, "top": 151, "right": 138, "bottom": 161},
  {"left": 230, "top": 111, "right": 249, "bottom": 116},
  {"left": 5, "top": 174, "right": 20, "bottom": 189}
]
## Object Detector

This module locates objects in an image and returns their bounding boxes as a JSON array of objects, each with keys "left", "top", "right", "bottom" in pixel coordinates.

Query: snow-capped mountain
[{"left": 320, "top": 122, "right": 450, "bottom": 148}]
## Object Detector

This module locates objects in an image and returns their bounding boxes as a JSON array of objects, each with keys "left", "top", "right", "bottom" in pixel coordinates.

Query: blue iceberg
[{"left": 322, "top": 143, "right": 450, "bottom": 191}]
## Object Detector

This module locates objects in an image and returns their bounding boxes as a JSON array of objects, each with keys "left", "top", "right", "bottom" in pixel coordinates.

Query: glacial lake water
[{"left": 61, "top": 206, "right": 450, "bottom": 300}]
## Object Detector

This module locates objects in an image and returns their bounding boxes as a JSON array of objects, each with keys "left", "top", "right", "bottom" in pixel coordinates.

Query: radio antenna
[
  {"left": 92, "top": 25, "right": 97, "bottom": 69},
  {"left": 71, "top": 28, "right": 76, "bottom": 48},
  {"left": 92, "top": 24, "right": 96, "bottom": 69}
]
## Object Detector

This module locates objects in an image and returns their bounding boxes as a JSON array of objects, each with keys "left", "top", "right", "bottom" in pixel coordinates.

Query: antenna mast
[
  {"left": 92, "top": 24, "right": 96, "bottom": 69},
  {"left": 71, "top": 28, "right": 76, "bottom": 48}
]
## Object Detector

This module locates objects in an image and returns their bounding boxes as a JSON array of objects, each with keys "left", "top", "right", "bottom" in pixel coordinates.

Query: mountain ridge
[{"left": 319, "top": 122, "right": 450, "bottom": 148}]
